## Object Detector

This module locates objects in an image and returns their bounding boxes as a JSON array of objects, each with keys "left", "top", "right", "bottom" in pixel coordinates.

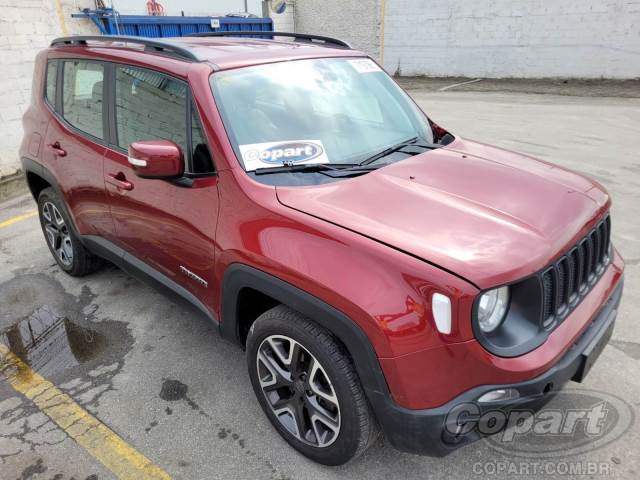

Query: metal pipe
[
  {"left": 53, "top": 0, "right": 69, "bottom": 36},
  {"left": 379, "top": 0, "right": 386, "bottom": 65},
  {"left": 111, "top": 0, "right": 121, "bottom": 34}
]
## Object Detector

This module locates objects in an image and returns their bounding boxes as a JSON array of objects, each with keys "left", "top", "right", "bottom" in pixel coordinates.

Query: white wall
[
  {"left": 381, "top": 0, "right": 640, "bottom": 78},
  {"left": 270, "top": 1, "right": 295, "bottom": 32},
  {"left": 0, "top": 0, "right": 98, "bottom": 178},
  {"left": 292, "top": 0, "right": 381, "bottom": 59}
]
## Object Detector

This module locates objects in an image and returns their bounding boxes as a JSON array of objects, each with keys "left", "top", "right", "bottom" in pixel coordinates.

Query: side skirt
[{"left": 81, "top": 235, "right": 218, "bottom": 325}]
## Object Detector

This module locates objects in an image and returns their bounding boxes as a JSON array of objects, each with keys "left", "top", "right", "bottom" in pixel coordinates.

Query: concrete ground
[
  {"left": 397, "top": 77, "right": 640, "bottom": 98},
  {"left": 1, "top": 88, "right": 639, "bottom": 480}
]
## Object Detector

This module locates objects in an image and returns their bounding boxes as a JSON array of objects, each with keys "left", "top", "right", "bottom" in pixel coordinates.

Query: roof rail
[
  {"left": 187, "top": 31, "right": 352, "bottom": 49},
  {"left": 50, "top": 35, "right": 200, "bottom": 62}
]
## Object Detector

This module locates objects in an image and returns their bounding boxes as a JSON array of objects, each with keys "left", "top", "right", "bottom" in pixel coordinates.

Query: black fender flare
[
  {"left": 21, "top": 157, "right": 82, "bottom": 239},
  {"left": 22, "top": 157, "right": 58, "bottom": 199},
  {"left": 220, "top": 263, "right": 391, "bottom": 400}
]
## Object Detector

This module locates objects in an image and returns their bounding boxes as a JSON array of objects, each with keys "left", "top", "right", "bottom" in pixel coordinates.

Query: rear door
[
  {"left": 42, "top": 59, "right": 111, "bottom": 236},
  {"left": 102, "top": 63, "right": 219, "bottom": 305}
]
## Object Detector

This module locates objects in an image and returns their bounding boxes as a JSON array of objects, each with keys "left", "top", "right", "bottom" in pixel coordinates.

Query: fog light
[{"left": 477, "top": 388, "right": 520, "bottom": 403}]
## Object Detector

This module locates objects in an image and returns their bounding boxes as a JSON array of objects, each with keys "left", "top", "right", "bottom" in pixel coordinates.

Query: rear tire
[
  {"left": 246, "top": 305, "right": 379, "bottom": 465},
  {"left": 37, "top": 187, "right": 103, "bottom": 276}
]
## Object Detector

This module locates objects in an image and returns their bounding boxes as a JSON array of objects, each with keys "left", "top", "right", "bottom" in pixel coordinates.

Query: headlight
[{"left": 477, "top": 286, "right": 509, "bottom": 333}]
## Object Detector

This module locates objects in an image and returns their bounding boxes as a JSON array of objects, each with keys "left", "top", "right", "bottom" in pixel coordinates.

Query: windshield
[{"left": 210, "top": 57, "right": 434, "bottom": 172}]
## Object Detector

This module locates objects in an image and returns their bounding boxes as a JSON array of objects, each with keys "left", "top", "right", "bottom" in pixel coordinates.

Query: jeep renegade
[{"left": 20, "top": 33, "right": 624, "bottom": 465}]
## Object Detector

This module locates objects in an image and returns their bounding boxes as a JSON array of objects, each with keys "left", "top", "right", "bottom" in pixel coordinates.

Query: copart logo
[
  {"left": 244, "top": 141, "right": 324, "bottom": 165},
  {"left": 444, "top": 389, "right": 634, "bottom": 459}
]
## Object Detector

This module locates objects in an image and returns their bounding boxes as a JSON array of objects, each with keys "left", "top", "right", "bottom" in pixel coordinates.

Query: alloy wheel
[
  {"left": 42, "top": 201, "right": 73, "bottom": 267},
  {"left": 256, "top": 335, "right": 341, "bottom": 447}
]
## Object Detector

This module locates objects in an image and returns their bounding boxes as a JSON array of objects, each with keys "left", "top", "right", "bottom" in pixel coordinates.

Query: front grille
[{"left": 541, "top": 215, "right": 611, "bottom": 327}]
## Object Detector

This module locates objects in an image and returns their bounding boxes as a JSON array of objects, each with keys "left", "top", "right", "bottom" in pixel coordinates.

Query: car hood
[{"left": 275, "top": 138, "right": 610, "bottom": 288}]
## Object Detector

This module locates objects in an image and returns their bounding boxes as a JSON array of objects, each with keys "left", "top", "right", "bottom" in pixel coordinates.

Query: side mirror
[{"left": 128, "top": 140, "right": 184, "bottom": 179}]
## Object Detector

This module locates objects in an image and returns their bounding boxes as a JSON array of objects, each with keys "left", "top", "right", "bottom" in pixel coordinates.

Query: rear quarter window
[
  {"left": 61, "top": 60, "right": 104, "bottom": 140},
  {"left": 45, "top": 60, "right": 57, "bottom": 106}
]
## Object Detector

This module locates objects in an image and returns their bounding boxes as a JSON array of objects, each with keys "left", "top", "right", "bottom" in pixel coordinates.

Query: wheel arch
[
  {"left": 22, "top": 157, "right": 81, "bottom": 238},
  {"left": 25, "top": 170, "right": 51, "bottom": 200},
  {"left": 220, "top": 263, "right": 391, "bottom": 399}
]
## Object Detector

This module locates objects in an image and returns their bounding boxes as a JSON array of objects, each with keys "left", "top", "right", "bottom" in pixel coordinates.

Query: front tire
[
  {"left": 246, "top": 305, "right": 378, "bottom": 465},
  {"left": 37, "top": 187, "right": 103, "bottom": 276}
]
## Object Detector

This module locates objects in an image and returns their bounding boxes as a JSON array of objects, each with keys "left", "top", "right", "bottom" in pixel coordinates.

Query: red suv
[{"left": 20, "top": 33, "right": 624, "bottom": 465}]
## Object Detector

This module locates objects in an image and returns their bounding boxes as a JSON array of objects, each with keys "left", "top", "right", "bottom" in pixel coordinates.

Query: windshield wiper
[
  {"left": 253, "top": 162, "right": 389, "bottom": 177},
  {"left": 321, "top": 163, "right": 389, "bottom": 177},
  {"left": 359, "top": 137, "right": 443, "bottom": 165},
  {"left": 253, "top": 163, "right": 356, "bottom": 175},
  {"left": 252, "top": 136, "right": 443, "bottom": 175}
]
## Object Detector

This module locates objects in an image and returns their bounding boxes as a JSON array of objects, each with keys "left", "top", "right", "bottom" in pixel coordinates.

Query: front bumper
[{"left": 368, "top": 277, "right": 623, "bottom": 456}]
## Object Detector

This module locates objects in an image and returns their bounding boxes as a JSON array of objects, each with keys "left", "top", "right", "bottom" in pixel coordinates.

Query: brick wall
[
  {"left": 275, "top": 0, "right": 640, "bottom": 79},
  {"left": 382, "top": 0, "right": 640, "bottom": 78},
  {"left": 0, "top": 0, "right": 97, "bottom": 178},
  {"left": 292, "top": 0, "right": 382, "bottom": 60}
]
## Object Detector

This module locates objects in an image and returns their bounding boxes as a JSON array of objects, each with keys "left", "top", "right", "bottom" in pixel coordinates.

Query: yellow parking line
[
  {"left": 0, "top": 344, "right": 172, "bottom": 480},
  {"left": 0, "top": 210, "right": 37, "bottom": 228}
]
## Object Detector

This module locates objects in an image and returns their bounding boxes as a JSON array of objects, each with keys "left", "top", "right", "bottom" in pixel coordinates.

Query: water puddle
[
  {"left": 0, "top": 274, "right": 134, "bottom": 382},
  {"left": 0, "top": 305, "right": 105, "bottom": 378}
]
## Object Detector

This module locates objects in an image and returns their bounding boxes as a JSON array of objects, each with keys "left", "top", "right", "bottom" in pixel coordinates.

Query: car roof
[
  {"left": 49, "top": 35, "right": 368, "bottom": 72},
  {"left": 171, "top": 37, "right": 367, "bottom": 70}
]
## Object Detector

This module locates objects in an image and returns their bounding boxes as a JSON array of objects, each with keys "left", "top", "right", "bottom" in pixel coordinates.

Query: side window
[
  {"left": 115, "top": 65, "right": 187, "bottom": 153},
  {"left": 62, "top": 60, "right": 104, "bottom": 139},
  {"left": 190, "top": 102, "right": 214, "bottom": 174},
  {"left": 45, "top": 60, "right": 57, "bottom": 106}
]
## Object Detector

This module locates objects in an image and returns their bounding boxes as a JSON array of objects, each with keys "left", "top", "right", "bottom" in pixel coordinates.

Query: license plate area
[{"left": 572, "top": 315, "right": 615, "bottom": 383}]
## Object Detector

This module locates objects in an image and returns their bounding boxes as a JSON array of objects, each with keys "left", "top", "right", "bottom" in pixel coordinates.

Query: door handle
[
  {"left": 47, "top": 142, "right": 67, "bottom": 157},
  {"left": 105, "top": 173, "right": 134, "bottom": 191}
]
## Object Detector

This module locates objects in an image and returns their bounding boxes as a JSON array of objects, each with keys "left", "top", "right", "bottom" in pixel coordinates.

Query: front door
[{"left": 103, "top": 63, "right": 219, "bottom": 309}]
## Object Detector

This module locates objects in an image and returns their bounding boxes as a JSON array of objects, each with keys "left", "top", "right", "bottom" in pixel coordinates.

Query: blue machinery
[{"left": 71, "top": 8, "right": 273, "bottom": 38}]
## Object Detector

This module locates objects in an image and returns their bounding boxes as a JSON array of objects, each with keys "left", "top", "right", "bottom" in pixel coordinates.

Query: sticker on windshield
[
  {"left": 239, "top": 140, "right": 329, "bottom": 170},
  {"left": 349, "top": 58, "right": 381, "bottom": 74}
]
